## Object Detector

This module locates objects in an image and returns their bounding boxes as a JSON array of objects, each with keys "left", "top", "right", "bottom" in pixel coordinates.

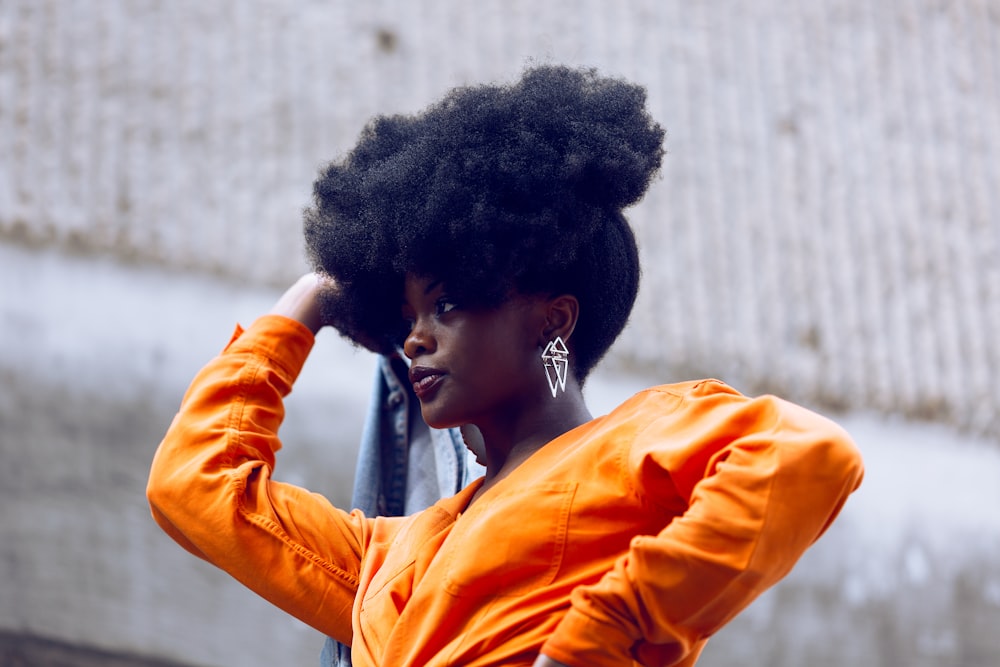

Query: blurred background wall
[{"left": 1, "top": 1, "right": 998, "bottom": 666}]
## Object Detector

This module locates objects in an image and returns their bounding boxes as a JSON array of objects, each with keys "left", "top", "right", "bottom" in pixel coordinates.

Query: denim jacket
[{"left": 320, "top": 354, "right": 485, "bottom": 666}]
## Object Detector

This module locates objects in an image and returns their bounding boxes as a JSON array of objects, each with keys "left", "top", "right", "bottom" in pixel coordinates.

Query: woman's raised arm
[{"left": 146, "top": 274, "right": 365, "bottom": 643}]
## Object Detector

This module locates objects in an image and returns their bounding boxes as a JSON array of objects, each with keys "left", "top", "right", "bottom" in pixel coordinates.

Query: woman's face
[{"left": 401, "top": 274, "right": 548, "bottom": 429}]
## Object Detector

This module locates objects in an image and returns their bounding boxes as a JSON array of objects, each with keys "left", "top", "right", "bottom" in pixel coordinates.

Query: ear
[{"left": 540, "top": 294, "right": 580, "bottom": 346}]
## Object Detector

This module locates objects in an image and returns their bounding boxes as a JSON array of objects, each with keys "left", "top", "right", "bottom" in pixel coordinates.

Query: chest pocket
[{"left": 442, "top": 482, "right": 578, "bottom": 598}]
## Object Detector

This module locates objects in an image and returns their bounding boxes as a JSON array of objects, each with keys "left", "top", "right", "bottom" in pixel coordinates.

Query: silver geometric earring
[{"left": 540, "top": 336, "right": 569, "bottom": 398}]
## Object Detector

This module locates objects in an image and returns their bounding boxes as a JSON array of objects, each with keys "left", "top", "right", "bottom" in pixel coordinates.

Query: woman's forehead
[{"left": 401, "top": 274, "right": 445, "bottom": 307}]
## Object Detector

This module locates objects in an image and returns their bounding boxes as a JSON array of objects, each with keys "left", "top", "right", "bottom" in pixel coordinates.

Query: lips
[{"left": 409, "top": 365, "right": 446, "bottom": 400}]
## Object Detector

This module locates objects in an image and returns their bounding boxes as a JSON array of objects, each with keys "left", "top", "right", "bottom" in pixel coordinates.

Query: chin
[{"left": 418, "top": 404, "right": 462, "bottom": 430}]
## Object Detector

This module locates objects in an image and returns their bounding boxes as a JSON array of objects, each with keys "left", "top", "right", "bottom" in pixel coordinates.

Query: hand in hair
[{"left": 268, "top": 273, "right": 336, "bottom": 334}]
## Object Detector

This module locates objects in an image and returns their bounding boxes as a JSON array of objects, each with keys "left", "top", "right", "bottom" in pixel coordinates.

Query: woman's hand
[
  {"left": 532, "top": 655, "right": 570, "bottom": 667},
  {"left": 268, "top": 272, "right": 333, "bottom": 334}
]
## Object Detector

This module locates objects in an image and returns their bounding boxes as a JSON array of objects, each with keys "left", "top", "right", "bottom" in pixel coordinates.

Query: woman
[{"left": 147, "top": 66, "right": 863, "bottom": 666}]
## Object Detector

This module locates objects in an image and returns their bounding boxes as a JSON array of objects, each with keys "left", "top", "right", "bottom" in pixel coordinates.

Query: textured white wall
[
  {"left": 2, "top": 2, "right": 999, "bottom": 666},
  {"left": 1, "top": 1, "right": 998, "bottom": 440},
  {"left": 1, "top": 1, "right": 998, "bottom": 441}
]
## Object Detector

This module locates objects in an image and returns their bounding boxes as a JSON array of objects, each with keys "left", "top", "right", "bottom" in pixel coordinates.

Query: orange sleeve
[
  {"left": 542, "top": 382, "right": 864, "bottom": 666},
  {"left": 146, "top": 315, "right": 369, "bottom": 645}
]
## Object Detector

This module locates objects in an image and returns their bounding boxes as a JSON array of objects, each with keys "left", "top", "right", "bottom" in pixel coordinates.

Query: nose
[{"left": 403, "top": 315, "right": 436, "bottom": 360}]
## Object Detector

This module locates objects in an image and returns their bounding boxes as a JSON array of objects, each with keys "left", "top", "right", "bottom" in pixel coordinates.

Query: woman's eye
[{"left": 436, "top": 299, "right": 458, "bottom": 315}]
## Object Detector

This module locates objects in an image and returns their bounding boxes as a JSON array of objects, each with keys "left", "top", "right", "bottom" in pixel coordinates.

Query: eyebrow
[{"left": 401, "top": 279, "right": 445, "bottom": 308}]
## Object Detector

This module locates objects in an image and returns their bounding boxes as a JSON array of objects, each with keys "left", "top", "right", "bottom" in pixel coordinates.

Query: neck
[{"left": 473, "top": 384, "right": 592, "bottom": 484}]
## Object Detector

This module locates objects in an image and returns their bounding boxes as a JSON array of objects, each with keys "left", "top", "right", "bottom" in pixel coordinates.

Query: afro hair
[{"left": 304, "top": 65, "right": 664, "bottom": 380}]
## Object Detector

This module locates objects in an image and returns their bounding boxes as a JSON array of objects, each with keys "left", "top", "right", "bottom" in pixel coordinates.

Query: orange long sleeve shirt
[{"left": 147, "top": 315, "right": 864, "bottom": 666}]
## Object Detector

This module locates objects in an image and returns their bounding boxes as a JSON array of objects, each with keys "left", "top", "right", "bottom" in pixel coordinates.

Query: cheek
[
  {"left": 476, "top": 334, "right": 541, "bottom": 384},
  {"left": 451, "top": 310, "right": 542, "bottom": 382}
]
